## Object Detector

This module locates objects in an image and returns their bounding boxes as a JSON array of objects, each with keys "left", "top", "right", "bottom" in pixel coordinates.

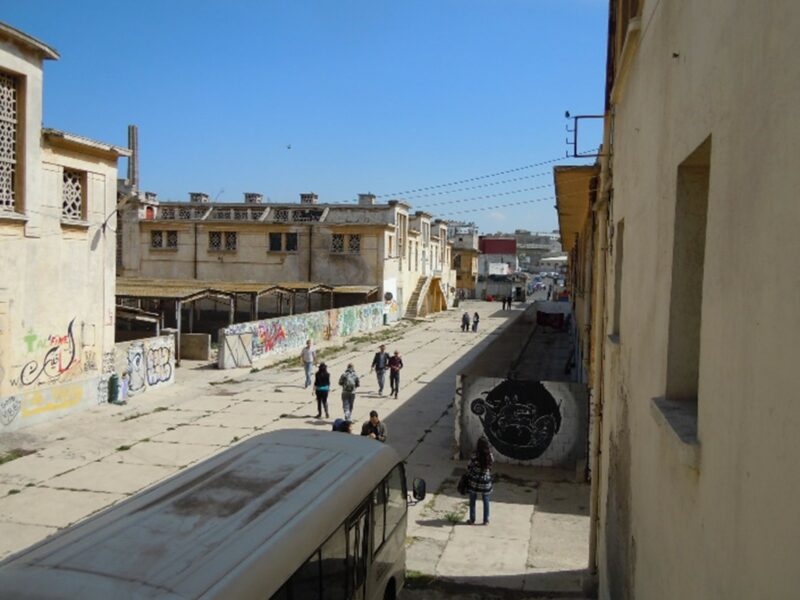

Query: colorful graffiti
[
  {"left": 0, "top": 379, "right": 98, "bottom": 431},
  {"left": 219, "top": 302, "right": 387, "bottom": 368},
  {"left": 22, "top": 385, "right": 84, "bottom": 418},
  {"left": 146, "top": 345, "right": 173, "bottom": 386},
  {"left": 115, "top": 336, "right": 176, "bottom": 397},
  {"left": 17, "top": 319, "right": 79, "bottom": 387}
]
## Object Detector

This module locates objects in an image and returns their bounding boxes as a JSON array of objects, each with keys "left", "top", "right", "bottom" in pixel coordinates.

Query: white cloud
[{"left": 489, "top": 211, "right": 506, "bottom": 221}]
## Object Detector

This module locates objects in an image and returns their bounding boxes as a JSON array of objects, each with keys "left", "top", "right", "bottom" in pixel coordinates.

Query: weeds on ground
[
  {"left": 7, "top": 489, "right": 20, "bottom": 495},
  {"left": 116, "top": 445, "right": 131, "bottom": 452},
  {"left": 210, "top": 377, "right": 241, "bottom": 386},
  {"left": 0, "top": 448, "right": 35, "bottom": 465},
  {"left": 231, "top": 436, "right": 240, "bottom": 443},
  {"left": 444, "top": 509, "right": 466, "bottom": 524},
  {"left": 404, "top": 571, "right": 436, "bottom": 589}
]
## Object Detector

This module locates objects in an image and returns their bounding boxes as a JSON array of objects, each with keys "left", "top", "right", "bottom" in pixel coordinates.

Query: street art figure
[{"left": 470, "top": 380, "right": 561, "bottom": 460}]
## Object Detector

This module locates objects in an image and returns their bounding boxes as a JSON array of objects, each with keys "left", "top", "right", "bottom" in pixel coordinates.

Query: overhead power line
[
  {"left": 437, "top": 186, "right": 599, "bottom": 217},
  {"left": 400, "top": 170, "right": 552, "bottom": 201},
  {"left": 416, "top": 183, "right": 554, "bottom": 209}
]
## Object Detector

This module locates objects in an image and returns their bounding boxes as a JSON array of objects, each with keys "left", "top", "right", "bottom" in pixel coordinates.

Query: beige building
[
  {"left": 555, "top": 1, "right": 800, "bottom": 598},
  {"left": 119, "top": 192, "right": 456, "bottom": 319},
  {"left": 0, "top": 23, "right": 129, "bottom": 432},
  {"left": 448, "top": 222, "right": 479, "bottom": 298}
]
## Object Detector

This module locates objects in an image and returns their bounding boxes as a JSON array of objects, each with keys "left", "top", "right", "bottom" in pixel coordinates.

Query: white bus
[{"left": 0, "top": 429, "right": 426, "bottom": 599}]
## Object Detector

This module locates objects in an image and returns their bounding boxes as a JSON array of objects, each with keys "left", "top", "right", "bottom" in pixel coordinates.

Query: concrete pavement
[{"left": 0, "top": 300, "right": 591, "bottom": 598}]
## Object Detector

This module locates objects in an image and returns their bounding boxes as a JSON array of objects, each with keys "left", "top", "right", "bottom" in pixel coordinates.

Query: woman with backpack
[
  {"left": 313, "top": 363, "right": 331, "bottom": 419},
  {"left": 338, "top": 363, "right": 360, "bottom": 421},
  {"left": 465, "top": 436, "right": 494, "bottom": 525}
]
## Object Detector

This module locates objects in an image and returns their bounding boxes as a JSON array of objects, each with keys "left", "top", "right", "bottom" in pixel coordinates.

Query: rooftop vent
[
  {"left": 244, "top": 193, "right": 263, "bottom": 204},
  {"left": 189, "top": 192, "right": 209, "bottom": 203},
  {"left": 300, "top": 193, "right": 319, "bottom": 205},
  {"left": 144, "top": 191, "right": 158, "bottom": 202},
  {"left": 358, "top": 193, "right": 376, "bottom": 206}
]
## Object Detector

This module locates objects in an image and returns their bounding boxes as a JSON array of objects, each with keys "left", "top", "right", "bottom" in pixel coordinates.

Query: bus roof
[{"left": 0, "top": 429, "right": 402, "bottom": 599}]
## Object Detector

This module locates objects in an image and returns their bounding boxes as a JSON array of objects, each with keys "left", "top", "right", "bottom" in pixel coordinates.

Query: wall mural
[
  {"left": 115, "top": 336, "right": 176, "bottom": 397},
  {"left": 470, "top": 379, "right": 562, "bottom": 460},
  {"left": 220, "top": 302, "right": 385, "bottom": 366},
  {"left": 16, "top": 318, "right": 79, "bottom": 387}
]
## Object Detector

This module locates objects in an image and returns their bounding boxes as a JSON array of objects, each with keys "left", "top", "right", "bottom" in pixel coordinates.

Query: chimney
[
  {"left": 144, "top": 191, "right": 158, "bottom": 202},
  {"left": 244, "top": 193, "right": 263, "bottom": 204},
  {"left": 189, "top": 192, "right": 209, "bottom": 203},
  {"left": 127, "top": 125, "right": 139, "bottom": 191},
  {"left": 358, "top": 193, "right": 376, "bottom": 206},
  {"left": 300, "top": 193, "right": 319, "bottom": 205}
]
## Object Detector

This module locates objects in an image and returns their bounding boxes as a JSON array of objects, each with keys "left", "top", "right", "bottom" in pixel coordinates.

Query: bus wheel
[{"left": 384, "top": 578, "right": 396, "bottom": 600}]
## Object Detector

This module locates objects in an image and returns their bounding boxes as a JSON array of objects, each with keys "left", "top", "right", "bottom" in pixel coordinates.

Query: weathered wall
[
  {"left": 218, "top": 302, "right": 386, "bottom": 368},
  {"left": 114, "top": 335, "right": 175, "bottom": 399},
  {"left": 179, "top": 333, "right": 211, "bottom": 360},
  {"left": 456, "top": 377, "right": 588, "bottom": 468}
]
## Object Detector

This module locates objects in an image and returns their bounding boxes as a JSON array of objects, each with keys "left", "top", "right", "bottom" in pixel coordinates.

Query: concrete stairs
[{"left": 405, "top": 275, "right": 432, "bottom": 319}]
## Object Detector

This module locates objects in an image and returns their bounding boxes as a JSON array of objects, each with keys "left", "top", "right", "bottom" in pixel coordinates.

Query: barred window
[
  {"left": 179, "top": 206, "right": 192, "bottom": 220},
  {"left": 166, "top": 230, "right": 178, "bottom": 248},
  {"left": 0, "top": 71, "right": 18, "bottom": 213},
  {"left": 151, "top": 231, "right": 163, "bottom": 248},
  {"left": 224, "top": 231, "right": 237, "bottom": 251},
  {"left": 209, "top": 231, "right": 222, "bottom": 250},
  {"left": 269, "top": 232, "right": 282, "bottom": 251},
  {"left": 286, "top": 232, "right": 298, "bottom": 252},
  {"left": 275, "top": 208, "right": 289, "bottom": 222},
  {"left": 348, "top": 234, "right": 361, "bottom": 254},
  {"left": 331, "top": 233, "right": 344, "bottom": 253},
  {"left": 62, "top": 169, "right": 85, "bottom": 221}
]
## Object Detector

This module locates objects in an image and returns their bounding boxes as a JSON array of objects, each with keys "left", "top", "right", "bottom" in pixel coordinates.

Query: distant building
[
  {"left": 447, "top": 221, "right": 479, "bottom": 298},
  {"left": 475, "top": 236, "right": 518, "bottom": 298},
  {"left": 514, "top": 229, "right": 562, "bottom": 271},
  {"left": 0, "top": 23, "right": 129, "bottom": 432}
]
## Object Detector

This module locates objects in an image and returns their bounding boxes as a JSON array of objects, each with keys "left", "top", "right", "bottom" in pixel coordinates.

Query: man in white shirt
[{"left": 300, "top": 339, "right": 316, "bottom": 388}]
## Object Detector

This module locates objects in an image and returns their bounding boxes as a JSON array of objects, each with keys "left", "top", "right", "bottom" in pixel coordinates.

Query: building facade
[
  {"left": 0, "top": 23, "right": 129, "bottom": 432},
  {"left": 448, "top": 222, "right": 479, "bottom": 298},
  {"left": 556, "top": 1, "right": 800, "bottom": 598}
]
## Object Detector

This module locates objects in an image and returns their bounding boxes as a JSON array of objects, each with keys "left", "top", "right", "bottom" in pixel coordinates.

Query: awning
[{"left": 553, "top": 165, "right": 600, "bottom": 253}]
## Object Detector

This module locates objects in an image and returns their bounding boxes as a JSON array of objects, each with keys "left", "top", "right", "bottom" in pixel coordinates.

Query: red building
[{"left": 478, "top": 237, "right": 516, "bottom": 254}]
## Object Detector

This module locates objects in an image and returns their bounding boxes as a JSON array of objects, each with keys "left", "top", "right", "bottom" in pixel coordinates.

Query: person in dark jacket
[
  {"left": 360, "top": 410, "right": 387, "bottom": 442},
  {"left": 313, "top": 363, "right": 331, "bottom": 419},
  {"left": 332, "top": 418, "right": 353, "bottom": 433},
  {"left": 472, "top": 312, "right": 480, "bottom": 332},
  {"left": 461, "top": 311, "right": 470, "bottom": 332},
  {"left": 370, "top": 344, "right": 390, "bottom": 395},
  {"left": 465, "top": 436, "right": 494, "bottom": 525},
  {"left": 388, "top": 350, "right": 403, "bottom": 398}
]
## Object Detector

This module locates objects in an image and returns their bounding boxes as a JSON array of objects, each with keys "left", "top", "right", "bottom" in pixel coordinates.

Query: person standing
[
  {"left": 360, "top": 410, "right": 387, "bottom": 442},
  {"left": 300, "top": 339, "right": 316, "bottom": 388},
  {"left": 388, "top": 350, "right": 403, "bottom": 398},
  {"left": 313, "top": 363, "right": 331, "bottom": 419},
  {"left": 461, "top": 311, "right": 471, "bottom": 332},
  {"left": 466, "top": 436, "right": 494, "bottom": 525},
  {"left": 472, "top": 312, "right": 480, "bottom": 332},
  {"left": 501, "top": 297, "right": 507, "bottom": 310},
  {"left": 338, "top": 363, "right": 360, "bottom": 420},
  {"left": 370, "top": 344, "right": 390, "bottom": 395},
  {"left": 507, "top": 295, "right": 513, "bottom": 309}
]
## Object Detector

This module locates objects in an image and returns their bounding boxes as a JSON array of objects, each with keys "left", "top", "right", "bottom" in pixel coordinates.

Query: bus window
[
  {"left": 385, "top": 465, "right": 406, "bottom": 536},
  {"left": 347, "top": 507, "right": 369, "bottom": 598},
  {"left": 290, "top": 550, "right": 321, "bottom": 600},
  {"left": 372, "top": 482, "right": 386, "bottom": 554},
  {"left": 320, "top": 525, "right": 347, "bottom": 600}
]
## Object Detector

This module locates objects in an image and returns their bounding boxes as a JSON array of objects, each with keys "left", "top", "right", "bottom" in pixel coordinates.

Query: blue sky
[{"left": 3, "top": 0, "right": 607, "bottom": 233}]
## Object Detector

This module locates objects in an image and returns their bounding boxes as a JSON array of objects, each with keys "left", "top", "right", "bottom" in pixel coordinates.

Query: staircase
[{"left": 404, "top": 276, "right": 432, "bottom": 319}]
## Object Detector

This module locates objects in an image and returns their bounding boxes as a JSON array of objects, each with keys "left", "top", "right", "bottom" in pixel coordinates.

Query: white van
[{"left": 0, "top": 429, "right": 425, "bottom": 599}]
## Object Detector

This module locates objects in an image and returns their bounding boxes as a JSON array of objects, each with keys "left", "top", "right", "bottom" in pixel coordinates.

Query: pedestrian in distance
[
  {"left": 388, "top": 350, "right": 403, "bottom": 399},
  {"left": 338, "top": 363, "right": 360, "bottom": 421},
  {"left": 360, "top": 410, "right": 387, "bottom": 442},
  {"left": 300, "top": 339, "right": 316, "bottom": 388},
  {"left": 465, "top": 436, "right": 494, "bottom": 525},
  {"left": 472, "top": 312, "right": 480, "bottom": 332},
  {"left": 507, "top": 295, "right": 513, "bottom": 309},
  {"left": 501, "top": 297, "right": 506, "bottom": 310},
  {"left": 461, "top": 311, "right": 471, "bottom": 332},
  {"left": 331, "top": 418, "right": 353, "bottom": 433},
  {"left": 370, "top": 344, "right": 390, "bottom": 395},
  {"left": 313, "top": 363, "right": 331, "bottom": 419}
]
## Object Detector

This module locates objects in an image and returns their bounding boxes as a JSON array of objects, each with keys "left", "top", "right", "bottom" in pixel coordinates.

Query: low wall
[
  {"left": 218, "top": 302, "right": 386, "bottom": 369},
  {"left": 180, "top": 333, "right": 211, "bottom": 360},
  {"left": 114, "top": 335, "right": 176, "bottom": 399}
]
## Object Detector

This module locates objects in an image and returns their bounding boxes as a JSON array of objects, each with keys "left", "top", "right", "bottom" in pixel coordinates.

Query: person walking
[
  {"left": 388, "top": 350, "right": 403, "bottom": 398},
  {"left": 338, "top": 363, "right": 360, "bottom": 421},
  {"left": 472, "top": 312, "right": 480, "bottom": 332},
  {"left": 360, "top": 410, "right": 387, "bottom": 442},
  {"left": 313, "top": 363, "right": 331, "bottom": 419},
  {"left": 370, "top": 344, "right": 390, "bottom": 395},
  {"left": 461, "top": 311, "right": 471, "bottom": 332},
  {"left": 501, "top": 297, "right": 507, "bottom": 310},
  {"left": 300, "top": 339, "right": 316, "bottom": 388},
  {"left": 466, "top": 436, "right": 494, "bottom": 525},
  {"left": 507, "top": 295, "right": 513, "bottom": 309}
]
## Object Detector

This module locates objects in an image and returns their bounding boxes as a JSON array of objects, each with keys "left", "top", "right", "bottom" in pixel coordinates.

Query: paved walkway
[{"left": 0, "top": 300, "right": 590, "bottom": 597}]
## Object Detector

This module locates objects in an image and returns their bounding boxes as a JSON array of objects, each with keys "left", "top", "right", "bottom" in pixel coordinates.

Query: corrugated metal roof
[
  {"left": 332, "top": 285, "right": 379, "bottom": 295},
  {"left": 116, "top": 278, "right": 338, "bottom": 300}
]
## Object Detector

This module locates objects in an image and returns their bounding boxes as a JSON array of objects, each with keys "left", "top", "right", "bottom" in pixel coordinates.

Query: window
[
  {"left": 372, "top": 483, "right": 386, "bottom": 555},
  {"left": 453, "top": 254, "right": 462, "bottom": 270},
  {"left": 611, "top": 220, "right": 624, "bottom": 337},
  {"left": 320, "top": 525, "right": 347, "bottom": 600},
  {"left": 224, "top": 232, "right": 237, "bottom": 251},
  {"left": 166, "top": 230, "right": 178, "bottom": 248},
  {"left": 388, "top": 235, "right": 394, "bottom": 257},
  {"left": 0, "top": 71, "right": 18, "bottom": 213},
  {"left": 62, "top": 169, "right": 86, "bottom": 221},
  {"left": 286, "top": 232, "right": 298, "bottom": 252},
  {"left": 347, "top": 507, "right": 369, "bottom": 593},
  {"left": 666, "top": 137, "right": 711, "bottom": 407},
  {"left": 290, "top": 551, "right": 321, "bottom": 600},
  {"left": 269, "top": 232, "right": 282, "bottom": 252},
  {"left": 385, "top": 464, "right": 406, "bottom": 536},
  {"left": 331, "top": 233, "right": 344, "bottom": 253},
  {"left": 208, "top": 231, "right": 222, "bottom": 251},
  {"left": 152, "top": 230, "right": 178, "bottom": 250},
  {"left": 348, "top": 234, "right": 361, "bottom": 254},
  {"left": 275, "top": 208, "right": 289, "bottom": 222},
  {"left": 151, "top": 231, "right": 163, "bottom": 249}
]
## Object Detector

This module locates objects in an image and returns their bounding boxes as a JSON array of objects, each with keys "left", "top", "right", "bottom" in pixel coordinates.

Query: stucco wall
[
  {"left": 114, "top": 335, "right": 176, "bottom": 400},
  {"left": 218, "top": 302, "right": 387, "bottom": 368},
  {"left": 596, "top": 1, "right": 800, "bottom": 598}
]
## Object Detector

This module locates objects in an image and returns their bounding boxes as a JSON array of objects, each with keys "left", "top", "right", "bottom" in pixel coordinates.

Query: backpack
[{"left": 340, "top": 371, "right": 358, "bottom": 392}]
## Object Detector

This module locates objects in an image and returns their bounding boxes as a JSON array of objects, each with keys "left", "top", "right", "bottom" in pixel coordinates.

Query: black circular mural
[{"left": 471, "top": 380, "right": 561, "bottom": 460}]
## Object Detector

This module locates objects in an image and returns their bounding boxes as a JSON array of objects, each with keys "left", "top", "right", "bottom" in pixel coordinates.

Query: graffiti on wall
[
  {"left": 0, "top": 395, "right": 21, "bottom": 426},
  {"left": 220, "top": 302, "right": 386, "bottom": 365},
  {"left": 470, "top": 379, "right": 562, "bottom": 460},
  {"left": 127, "top": 344, "right": 146, "bottom": 395},
  {"left": 16, "top": 319, "right": 79, "bottom": 387},
  {"left": 116, "top": 336, "right": 175, "bottom": 397},
  {"left": 0, "top": 380, "right": 96, "bottom": 431},
  {"left": 146, "top": 345, "right": 172, "bottom": 386}
]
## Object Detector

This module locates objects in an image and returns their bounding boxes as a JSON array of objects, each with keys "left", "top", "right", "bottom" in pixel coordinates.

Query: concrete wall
[
  {"left": 457, "top": 377, "right": 587, "bottom": 469},
  {"left": 218, "top": 301, "right": 386, "bottom": 368},
  {"left": 114, "top": 335, "right": 175, "bottom": 399},
  {"left": 593, "top": 2, "right": 800, "bottom": 598},
  {"left": 179, "top": 333, "right": 211, "bottom": 360}
]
